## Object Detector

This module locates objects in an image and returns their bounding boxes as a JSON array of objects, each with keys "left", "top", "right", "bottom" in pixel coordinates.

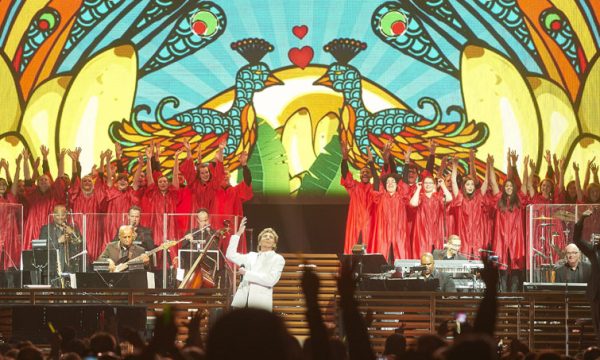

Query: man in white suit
[{"left": 226, "top": 217, "right": 285, "bottom": 311}]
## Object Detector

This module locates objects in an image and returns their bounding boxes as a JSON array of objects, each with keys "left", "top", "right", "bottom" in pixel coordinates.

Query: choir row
[
  {"left": 0, "top": 140, "right": 253, "bottom": 267},
  {"left": 341, "top": 140, "right": 600, "bottom": 270}
]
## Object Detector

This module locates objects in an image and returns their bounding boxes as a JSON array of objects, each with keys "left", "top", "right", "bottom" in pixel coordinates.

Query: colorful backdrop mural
[{"left": 1, "top": 0, "right": 599, "bottom": 203}]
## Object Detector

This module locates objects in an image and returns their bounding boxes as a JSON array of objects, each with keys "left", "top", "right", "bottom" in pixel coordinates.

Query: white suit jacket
[{"left": 226, "top": 234, "right": 285, "bottom": 311}]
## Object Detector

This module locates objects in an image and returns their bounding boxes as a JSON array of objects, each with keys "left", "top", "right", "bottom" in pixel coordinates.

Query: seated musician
[
  {"left": 173, "top": 209, "right": 216, "bottom": 269},
  {"left": 112, "top": 206, "right": 154, "bottom": 251},
  {"left": 554, "top": 243, "right": 591, "bottom": 283},
  {"left": 38, "top": 204, "right": 82, "bottom": 273},
  {"left": 414, "top": 252, "right": 456, "bottom": 292},
  {"left": 99, "top": 225, "right": 149, "bottom": 272},
  {"left": 433, "top": 235, "right": 467, "bottom": 260}
]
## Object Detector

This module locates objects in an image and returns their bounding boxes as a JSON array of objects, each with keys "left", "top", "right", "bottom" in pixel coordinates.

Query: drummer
[{"left": 554, "top": 243, "right": 591, "bottom": 283}]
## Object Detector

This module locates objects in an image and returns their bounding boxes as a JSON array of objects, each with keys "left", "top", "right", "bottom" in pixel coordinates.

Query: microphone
[
  {"left": 532, "top": 248, "right": 549, "bottom": 260},
  {"left": 539, "top": 223, "right": 554, "bottom": 227},
  {"left": 478, "top": 249, "right": 494, "bottom": 253}
]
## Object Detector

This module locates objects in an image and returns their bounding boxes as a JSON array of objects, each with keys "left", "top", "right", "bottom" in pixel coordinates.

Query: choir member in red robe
[
  {"left": 409, "top": 173, "right": 453, "bottom": 257},
  {"left": 102, "top": 145, "right": 142, "bottom": 247},
  {"left": 451, "top": 155, "right": 491, "bottom": 257},
  {"left": 582, "top": 181, "right": 600, "bottom": 243},
  {"left": 556, "top": 157, "right": 583, "bottom": 204},
  {"left": 210, "top": 145, "right": 252, "bottom": 254},
  {"left": 369, "top": 173, "right": 411, "bottom": 260},
  {"left": 340, "top": 138, "right": 376, "bottom": 254},
  {"left": 0, "top": 156, "right": 21, "bottom": 269},
  {"left": 489, "top": 154, "right": 531, "bottom": 291},
  {"left": 142, "top": 146, "right": 182, "bottom": 263},
  {"left": 180, "top": 138, "right": 222, "bottom": 213},
  {"left": 22, "top": 146, "right": 67, "bottom": 250},
  {"left": 68, "top": 148, "right": 108, "bottom": 261}
]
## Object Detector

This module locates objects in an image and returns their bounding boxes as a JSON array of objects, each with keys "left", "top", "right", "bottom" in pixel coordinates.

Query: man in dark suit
[
  {"left": 554, "top": 243, "right": 591, "bottom": 283},
  {"left": 433, "top": 235, "right": 467, "bottom": 260},
  {"left": 99, "top": 225, "right": 149, "bottom": 272},
  {"left": 39, "top": 204, "right": 83, "bottom": 273},
  {"left": 418, "top": 252, "right": 456, "bottom": 292},
  {"left": 112, "top": 206, "right": 154, "bottom": 251},
  {"left": 574, "top": 211, "right": 600, "bottom": 344}
]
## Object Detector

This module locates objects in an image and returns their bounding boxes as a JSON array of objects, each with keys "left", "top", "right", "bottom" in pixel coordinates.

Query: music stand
[
  {"left": 339, "top": 254, "right": 388, "bottom": 275},
  {"left": 21, "top": 248, "right": 58, "bottom": 285}
]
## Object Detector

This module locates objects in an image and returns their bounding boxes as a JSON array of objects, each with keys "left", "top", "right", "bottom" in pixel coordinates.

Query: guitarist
[{"left": 98, "top": 225, "right": 149, "bottom": 272}]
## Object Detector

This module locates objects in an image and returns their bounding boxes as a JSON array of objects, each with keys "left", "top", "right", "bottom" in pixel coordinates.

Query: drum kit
[{"left": 531, "top": 209, "right": 576, "bottom": 282}]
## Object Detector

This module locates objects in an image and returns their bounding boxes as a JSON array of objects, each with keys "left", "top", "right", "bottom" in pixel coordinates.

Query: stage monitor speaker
[{"left": 7, "top": 305, "right": 146, "bottom": 343}]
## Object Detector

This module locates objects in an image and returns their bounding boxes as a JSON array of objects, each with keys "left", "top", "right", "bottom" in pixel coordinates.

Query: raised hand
[
  {"left": 59, "top": 148, "right": 67, "bottom": 159},
  {"left": 404, "top": 145, "right": 413, "bottom": 163},
  {"left": 573, "top": 162, "right": 580, "bottom": 172},
  {"left": 215, "top": 139, "right": 225, "bottom": 162},
  {"left": 154, "top": 141, "right": 162, "bottom": 159},
  {"left": 145, "top": 145, "right": 153, "bottom": 160},
  {"left": 21, "top": 148, "right": 30, "bottom": 160},
  {"left": 32, "top": 157, "right": 40, "bottom": 170},
  {"left": 544, "top": 150, "right": 552, "bottom": 165},
  {"left": 340, "top": 137, "right": 349, "bottom": 160},
  {"left": 366, "top": 146, "right": 374, "bottom": 163},
  {"left": 486, "top": 154, "right": 494, "bottom": 167},
  {"left": 480, "top": 254, "right": 499, "bottom": 289},
  {"left": 523, "top": 154, "right": 529, "bottom": 168},
  {"left": 174, "top": 149, "right": 183, "bottom": 160},
  {"left": 104, "top": 149, "right": 113, "bottom": 161},
  {"left": 40, "top": 145, "right": 49, "bottom": 158},
  {"left": 182, "top": 138, "right": 191, "bottom": 152},
  {"left": 587, "top": 156, "right": 596, "bottom": 169},
  {"left": 236, "top": 216, "right": 247, "bottom": 236},
  {"left": 114, "top": 142, "right": 122, "bottom": 159},
  {"left": 529, "top": 158, "right": 536, "bottom": 171},
  {"left": 469, "top": 149, "right": 476, "bottom": 163},
  {"left": 301, "top": 265, "right": 320, "bottom": 303},
  {"left": 0, "top": 159, "right": 7, "bottom": 170},
  {"left": 16, "top": 154, "right": 22, "bottom": 167},
  {"left": 240, "top": 151, "right": 249, "bottom": 166},
  {"left": 591, "top": 162, "right": 598, "bottom": 174},
  {"left": 427, "top": 139, "right": 437, "bottom": 154},
  {"left": 382, "top": 140, "right": 392, "bottom": 161},
  {"left": 509, "top": 149, "right": 518, "bottom": 166}
]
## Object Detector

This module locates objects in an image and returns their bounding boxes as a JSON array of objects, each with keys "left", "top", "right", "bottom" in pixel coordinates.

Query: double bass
[{"left": 178, "top": 226, "right": 229, "bottom": 289}]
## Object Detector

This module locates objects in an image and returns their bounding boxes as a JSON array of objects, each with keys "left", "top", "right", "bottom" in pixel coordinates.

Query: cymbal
[
  {"left": 533, "top": 215, "right": 553, "bottom": 220},
  {"left": 554, "top": 210, "right": 575, "bottom": 221}
]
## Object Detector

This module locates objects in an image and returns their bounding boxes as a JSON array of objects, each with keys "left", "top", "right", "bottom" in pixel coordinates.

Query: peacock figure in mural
[
  {"left": 314, "top": 38, "right": 489, "bottom": 172},
  {"left": 110, "top": 38, "right": 282, "bottom": 171}
]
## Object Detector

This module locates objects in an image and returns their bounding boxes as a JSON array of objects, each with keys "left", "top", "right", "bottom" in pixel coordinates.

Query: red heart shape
[
  {"left": 292, "top": 25, "right": 308, "bottom": 39},
  {"left": 288, "top": 46, "right": 314, "bottom": 69}
]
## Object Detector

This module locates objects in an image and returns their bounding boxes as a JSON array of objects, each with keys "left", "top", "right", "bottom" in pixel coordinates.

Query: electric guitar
[{"left": 114, "top": 240, "right": 177, "bottom": 273}]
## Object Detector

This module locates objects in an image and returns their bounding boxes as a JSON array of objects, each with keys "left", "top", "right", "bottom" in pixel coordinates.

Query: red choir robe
[
  {"left": 491, "top": 191, "right": 528, "bottom": 270},
  {"left": 180, "top": 159, "right": 223, "bottom": 212},
  {"left": 0, "top": 193, "right": 21, "bottom": 269},
  {"left": 410, "top": 191, "right": 447, "bottom": 257},
  {"left": 22, "top": 178, "right": 66, "bottom": 250},
  {"left": 369, "top": 184, "right": 410, "bottom": 260},
  {"left": 142, "top": 184, "right": 181, "bottom": 262},
  {"left": 104, "top": 186, "right": 140, "bottom": 246},
  {"left": 453, "top": 191, "right": 488, "bottom": 256},
  {"left": 341, "top": 172, "right": 374, "bottom": 254},
  {"left": 210, "top": 178, "right": 253, "bottom": 254},
  {"left": 69, "top": 177, "right": 108, "bottom": 261}
]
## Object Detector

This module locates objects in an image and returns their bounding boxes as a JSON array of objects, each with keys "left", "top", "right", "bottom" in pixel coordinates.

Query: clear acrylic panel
[
  {"left": 164, "top": 212, "right": 237, "bottom": 295},
  {"left": 527, "top": 203, "right": 600, "bottom": 283},
  {"left": 0, "top": 203, "right": 23, "bottom": 288}
]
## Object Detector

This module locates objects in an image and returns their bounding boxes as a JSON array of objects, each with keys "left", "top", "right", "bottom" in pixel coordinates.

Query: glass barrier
[
  {"left": 0, "top": 203, "right": 23, "bottom": 288},
  {"left": 527, "top": 203, "right": 600, "bottom": 284},
  {"left": 164, "top": 213, "right": 238, "bottom": 297}
]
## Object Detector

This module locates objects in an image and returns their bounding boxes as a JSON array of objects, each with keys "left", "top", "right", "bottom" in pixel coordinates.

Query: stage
[{"left": 0, "top": 253, "right": 595, "bottom": 355}]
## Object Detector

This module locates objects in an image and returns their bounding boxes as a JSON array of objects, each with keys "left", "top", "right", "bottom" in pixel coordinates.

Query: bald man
[
  {"left": 416, "top": 252, "right": 456, "bottom": 292},
  {"left": 555, "top": 243, "right": 591, "bottom": 283}
]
